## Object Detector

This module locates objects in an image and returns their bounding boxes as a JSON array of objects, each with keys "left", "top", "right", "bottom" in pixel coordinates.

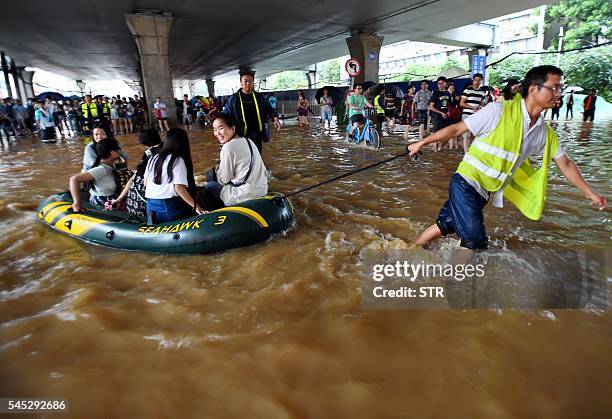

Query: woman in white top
[
  {"left": 144, "top": 128, "right": 203, "bottom": 223},
  {"left": 198, "top": 113, "right": 268, "bottom": 210}
]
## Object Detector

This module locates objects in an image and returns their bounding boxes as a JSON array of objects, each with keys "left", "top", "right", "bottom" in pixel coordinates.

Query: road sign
[
  {"left": 345, "top": 58, "right": 361, "bottom": 78},
  {"left": 471, "top": 55, "right": 486, "bottom": 79}
]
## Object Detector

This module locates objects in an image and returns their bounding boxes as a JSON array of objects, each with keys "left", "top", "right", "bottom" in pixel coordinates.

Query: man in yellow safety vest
[
  {"left": 407, "top": 65, "right": 606, "bottom": 251},
  {"left": 80, "top": 94, "right": 101, "bottom": 136}
]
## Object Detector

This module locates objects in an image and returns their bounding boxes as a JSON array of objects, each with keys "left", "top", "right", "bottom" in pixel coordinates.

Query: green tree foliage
[
  {"left": 546, "top": 0, "right": 612, "bottom": 48},
  {"left": 489, "top": 55, "right": 536, "bottom": 87},
  {"left": 320, "top": 59, "right": 341, "bottom": 83},
  {"left": 487, "top": 47, "right": 611, "bottom": 101},
  {"left": 439, "top": 56, "right": 467, "bottom": 71},
  {"left": 560, "top": 46, "right": 611, "bottom": 101},
  {"left": 268, "top": 71, "right": 308, "bottom": 90},
  {"left": 398, "top": 63, "right": 440, "bottom": 82},
  {"left": 396, "top": 56, "right": 468, "bottom": 82}
]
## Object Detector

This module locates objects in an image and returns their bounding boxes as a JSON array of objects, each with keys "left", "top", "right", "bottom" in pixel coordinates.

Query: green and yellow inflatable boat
[{"left": 37, "top": 191, "right": 295, "bottom": 254}]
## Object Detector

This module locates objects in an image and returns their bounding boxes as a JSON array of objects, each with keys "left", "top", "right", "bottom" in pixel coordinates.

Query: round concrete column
[
  {"left": 21, "top": 69, "right": 35, "bottom": 99},
  {"left": 205, "top": 79, "right": 215, "bottom": 98},
  {"left": 125, "top": 12, "right": 177, "bottom": 125},
  {"left": 345, "top": 33, "right": 384, "bottom": 84}
]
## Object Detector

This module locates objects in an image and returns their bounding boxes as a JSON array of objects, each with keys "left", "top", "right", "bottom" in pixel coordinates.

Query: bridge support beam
[
  {"left": 1, "top": 52, "right": 13, "bottom": 98},
  {"left": 205, "top": 78, "right": 215, "bottom": 98},
  {"left": 11, "top": 61, "right": 24, "bottom": 102},
  {"left": 125, "top": 12, "right": 177, "bottom": 125},
  {"left": 15, "top": 67, "right": 28, "bottom": 102},
  {"left": 345, "top": 32, "right": 384, "bottom": 84},
  {"left": 21, "top": 69, "right": 35, "bottom": 99}
]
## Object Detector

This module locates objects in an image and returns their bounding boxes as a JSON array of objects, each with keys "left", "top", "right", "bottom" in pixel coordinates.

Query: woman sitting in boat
[
  {"left": 69, "top": 138, "right": 122, "bottom": 212},
  {"left": 82, "top": 125, "right": 128, "bottom": 172},
  {"left": 108, "top": 128, "right": 162, "bottom": 216},
  {"left": 198, "top": 113, "right": 268, "bottom": 209},
  {"left": 144, "top": 128, "right": 204, "bottom": 223}
]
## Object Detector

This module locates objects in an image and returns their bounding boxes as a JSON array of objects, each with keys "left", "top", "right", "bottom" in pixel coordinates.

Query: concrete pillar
[
  {"left": 11, "top": 62, "right": 23, "bottom": 102},
  {"left": 345, "top": 32, "right": 384, "bottom": 84},
  {"left": 22, "top": 70, "right": 35, "bottom": 99},
  {"left": 125, "top": 12, "right": 177, "bottom": 125},
  {"left": 16, "top": 67, "right": 28, "bottom": 102},
  {"left": 205, "top": 78, "right": 215, "bottom": 98},
  {"left": 1, "top": 52, "right": 13, "bottom": 98}
]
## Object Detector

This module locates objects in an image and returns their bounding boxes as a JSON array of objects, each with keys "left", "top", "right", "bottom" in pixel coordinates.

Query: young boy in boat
[
  {"left": 407, "top": 65, "right": 606, "bottom": 252},
  {"left": 69, "top": 138, "right": 122, "bottom": 212}
]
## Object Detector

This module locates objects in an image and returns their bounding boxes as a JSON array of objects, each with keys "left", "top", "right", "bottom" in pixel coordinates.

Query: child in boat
[
  {"left": 69, "top": 138, "right": 122, "bottom": 212},
  {"left": 143, "top": 128, "right": 204, "bottom": 223}
]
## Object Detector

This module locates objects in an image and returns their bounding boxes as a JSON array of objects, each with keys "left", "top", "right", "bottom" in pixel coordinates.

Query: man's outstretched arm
[
  {"left": 407, "top": 121, "right": 470, "bottom": 156},
  {"left": 554, "top": 155, "right": 606, "bottom": 210}
]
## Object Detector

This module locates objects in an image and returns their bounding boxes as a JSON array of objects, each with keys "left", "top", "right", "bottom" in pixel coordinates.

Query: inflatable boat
[{"left": 37, "top": 191, "right": 295, "bottom": 254}]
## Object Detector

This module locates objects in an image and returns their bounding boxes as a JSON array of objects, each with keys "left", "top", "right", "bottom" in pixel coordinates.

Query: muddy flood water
[{"left": 0, "top": 117, "right": 610, "bottom": 418}]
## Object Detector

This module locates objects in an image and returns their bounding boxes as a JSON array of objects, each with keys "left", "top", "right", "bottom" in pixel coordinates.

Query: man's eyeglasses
[{"left": 537, "top": 84, "right": 564, "bottom": 94}]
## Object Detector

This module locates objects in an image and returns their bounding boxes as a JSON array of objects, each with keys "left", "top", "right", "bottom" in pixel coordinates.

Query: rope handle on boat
[{"left": 287, "top": 148, "right": 422, "bottom": 197}]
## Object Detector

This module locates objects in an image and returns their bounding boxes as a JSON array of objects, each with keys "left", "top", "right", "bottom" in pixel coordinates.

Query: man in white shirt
[
  {"left": 408, "top": 65, "right": 606, "bottom": 253},
  {"left": 460, "top": 73, "right": 487, "bottom": 153}
]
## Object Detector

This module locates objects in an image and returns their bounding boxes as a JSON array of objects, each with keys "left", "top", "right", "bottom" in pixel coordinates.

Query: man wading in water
[
  {"left": 407, "top": 65, "right": 606, "bottom": 254},
  {"left": 223, "top": 68, "right": 281, "bottom": 154}
]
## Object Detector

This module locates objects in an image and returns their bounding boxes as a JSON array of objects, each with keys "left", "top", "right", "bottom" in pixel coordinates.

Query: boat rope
[{"left": 287, "top": 149, "right": 417, "bottom": 197}]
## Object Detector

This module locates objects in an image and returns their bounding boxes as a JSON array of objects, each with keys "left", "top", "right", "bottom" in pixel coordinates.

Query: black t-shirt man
[
  {"left": 430, "top": 90, "right": 451, "bottom": 113},
  {"left": 430, "top": 89, "right": 451, "bottom": 132}
]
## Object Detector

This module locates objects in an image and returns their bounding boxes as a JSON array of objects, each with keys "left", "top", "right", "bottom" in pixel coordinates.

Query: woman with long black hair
[
  {"left": 108, "top": 128, "right": 162, "bottom": 216},
  {"left": 143, "top": 128, "right": 204, "bottom": 223}
]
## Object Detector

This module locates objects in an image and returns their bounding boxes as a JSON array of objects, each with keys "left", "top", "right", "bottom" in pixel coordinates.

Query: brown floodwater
[{"left": 0, "top": 117, "right": 610, "bottom": 418}]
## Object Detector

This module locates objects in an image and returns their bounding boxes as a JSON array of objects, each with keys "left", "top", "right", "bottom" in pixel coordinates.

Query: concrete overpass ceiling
[{"left": 0, "top": 0, "right": 550, "bottom": 82}]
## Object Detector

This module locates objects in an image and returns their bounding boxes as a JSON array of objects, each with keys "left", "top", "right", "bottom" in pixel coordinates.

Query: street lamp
[{"left": 75, "top": 80, "right": 86, "bottom": 98}]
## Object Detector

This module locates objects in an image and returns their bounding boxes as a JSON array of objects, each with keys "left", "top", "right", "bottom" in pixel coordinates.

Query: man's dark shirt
[{"left": 430, "top": 90, "right": 451, "bottom": 113}]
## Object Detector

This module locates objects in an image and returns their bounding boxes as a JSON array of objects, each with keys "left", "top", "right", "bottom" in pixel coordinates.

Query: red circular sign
[{"left": 345, "top": 58, "right": 361, "bottom": 77}]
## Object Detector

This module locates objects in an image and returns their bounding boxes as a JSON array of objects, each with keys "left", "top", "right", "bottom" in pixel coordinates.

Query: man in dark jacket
[{"left": 223, "top": 68, "right": 281, "bottom": 153}]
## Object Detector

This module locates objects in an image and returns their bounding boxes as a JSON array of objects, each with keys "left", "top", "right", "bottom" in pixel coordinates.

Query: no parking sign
[{"left": 345, "top": 58, "right": 361, "bottom": 78}]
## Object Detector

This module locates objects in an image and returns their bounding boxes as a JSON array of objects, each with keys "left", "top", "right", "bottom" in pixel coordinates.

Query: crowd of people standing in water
[{"left": 2, "top": 63, "right": 606, "bottom": 255}]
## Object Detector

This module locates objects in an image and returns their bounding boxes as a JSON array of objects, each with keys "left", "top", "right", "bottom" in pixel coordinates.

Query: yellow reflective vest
[
  {"left": 456, "top": 96, "right": 559, "bottom": 220},
  {"left": 374, "top": 95, "right": 384, "bottom": 114},
  {"left": 81, "top": 102, "right": 99, "bottom": 119}
]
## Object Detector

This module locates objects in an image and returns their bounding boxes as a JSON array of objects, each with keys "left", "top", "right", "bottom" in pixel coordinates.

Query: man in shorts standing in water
[{"left": 407, "top": 65, "right": 606, "bottom": 254}]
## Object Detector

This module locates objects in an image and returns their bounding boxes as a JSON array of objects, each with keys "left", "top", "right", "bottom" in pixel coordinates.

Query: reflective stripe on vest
[
  {"left": 470, "top": 140, "right": 517, "bottom": 162},
  {"left": 238, "top": 91, "right": 262, "bottom": 133},
  {"left": 462, "top": 154, "right": 509, "bottom": 183}
]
